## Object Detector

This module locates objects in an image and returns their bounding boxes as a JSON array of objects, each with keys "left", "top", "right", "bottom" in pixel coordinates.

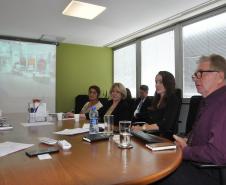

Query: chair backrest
[
  {"left": 74, "top": 95, "right": 89, "bottom": 113},
  {"left": 185, "top": 95, "right": 203, "bottom": 134},
  {"left": 220, "top": 168, "right": 226, "bottom": 185},
  {"left": 167, "top": 88, "right": 182, "bottom": 138},
  {"left": 99, "top": 97, "right": 108, "bottom": 106}
]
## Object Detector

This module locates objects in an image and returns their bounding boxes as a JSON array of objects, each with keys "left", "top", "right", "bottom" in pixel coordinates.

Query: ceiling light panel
[{"left": 62, "top": 0, "right": 106, "bottom": 20}]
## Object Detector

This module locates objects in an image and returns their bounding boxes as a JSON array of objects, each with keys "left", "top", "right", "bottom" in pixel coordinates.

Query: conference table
[{"left": 0, "top": 113, "right": 182, "bottom": 185}]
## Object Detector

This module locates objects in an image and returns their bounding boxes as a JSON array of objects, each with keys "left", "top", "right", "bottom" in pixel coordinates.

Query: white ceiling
[{"left": 0, "top": 0, "right": 225, "bottom": 47}]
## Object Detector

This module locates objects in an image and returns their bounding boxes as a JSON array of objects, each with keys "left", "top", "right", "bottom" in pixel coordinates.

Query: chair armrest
[{"left": 192, "top": 161, "right": 226, "bottom": 168}]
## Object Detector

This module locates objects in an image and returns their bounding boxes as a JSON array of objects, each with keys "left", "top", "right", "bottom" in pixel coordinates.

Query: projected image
[{"left": 0, "top": 39, "right": 56, "bottom": 113}]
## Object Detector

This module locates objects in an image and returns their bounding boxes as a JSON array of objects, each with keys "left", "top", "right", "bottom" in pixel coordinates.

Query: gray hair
[{"left": 199, "top": 54, "right": 226, "bottom": 79}]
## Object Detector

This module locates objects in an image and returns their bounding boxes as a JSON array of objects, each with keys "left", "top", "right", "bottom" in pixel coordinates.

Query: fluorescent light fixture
[{"left": 62, "top": 0, "right": 106, "bottom": 20}]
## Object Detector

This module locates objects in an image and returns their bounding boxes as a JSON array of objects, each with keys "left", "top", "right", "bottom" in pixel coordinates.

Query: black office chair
[
  {"left": 186, "top": 95, "right": 226, "bottom": 185},
  {"left": 192, "top": 162, "right": 226, "bottom": 185},
  {"left": 185, "top": 95, "right": 202, "bottom": 134},
  {"left": 74, "top": 95, "right": 89, "bottom": 113}
]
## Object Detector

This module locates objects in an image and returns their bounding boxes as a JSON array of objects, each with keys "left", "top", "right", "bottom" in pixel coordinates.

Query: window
[
  {"left": 141, "top": 31, "right": 175, "bottom": 96},
  {"left": 183, "top": 12, "right": 226, "bottom": 97},
  {"left": 114, "top": 44, "right": 136, "bottom": 97}
]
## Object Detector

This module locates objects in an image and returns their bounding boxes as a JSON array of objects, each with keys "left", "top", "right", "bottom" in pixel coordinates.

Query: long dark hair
[{"left": 151, "top": 71, "right": 176, "bottom": 109}]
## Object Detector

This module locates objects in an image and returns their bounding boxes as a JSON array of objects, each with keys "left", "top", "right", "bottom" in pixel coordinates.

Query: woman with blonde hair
[{"left": 98, "top": 83, "right": 130, "bottom": 126}]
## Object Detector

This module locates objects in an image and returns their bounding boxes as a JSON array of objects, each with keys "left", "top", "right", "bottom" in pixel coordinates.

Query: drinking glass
[
  {"left": 118, "top": 121, "right": 132, "bottom": 148},
  {"left": 104, "top": 115, "right": 114, "bottom": 135}
]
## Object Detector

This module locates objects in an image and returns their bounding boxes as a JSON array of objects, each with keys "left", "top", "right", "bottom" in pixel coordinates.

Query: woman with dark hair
[
  {"left": 67, "top": 85, "right": 103, "bottom": 118},
  {"left": 133, "top": 71, "right": 180, "bottom": 138},
  {"left": 80, "top": 85, "right": 102, "bottom": 114}
]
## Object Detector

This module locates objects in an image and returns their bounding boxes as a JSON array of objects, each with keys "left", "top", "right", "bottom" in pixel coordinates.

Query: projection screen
[{"left": 0, "top": 39, "right": 56, "bottom": 114}]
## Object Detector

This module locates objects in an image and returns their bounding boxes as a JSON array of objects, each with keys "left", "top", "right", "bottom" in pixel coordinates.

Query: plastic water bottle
[{"left": 89, "top": 106, "right": 99, "bottom": 134}]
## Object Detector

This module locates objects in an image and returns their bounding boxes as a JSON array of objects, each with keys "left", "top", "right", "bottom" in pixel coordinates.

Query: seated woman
[
  {"left": 80, "top": 85, "right": 103, "bottom": 114},
  {"left": 133, "top": 71, "right": 180, "bottom": 138},
  {"left": 67, "top": 85, "right": 103, "bottom": 118},
  {"left": 98, "top": 83, "right": 130, "bottom": 128}
]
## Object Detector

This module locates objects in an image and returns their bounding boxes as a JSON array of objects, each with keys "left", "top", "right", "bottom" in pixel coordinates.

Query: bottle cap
[{"left": 91, "top": 106, "right": 96, "bottom": 111}]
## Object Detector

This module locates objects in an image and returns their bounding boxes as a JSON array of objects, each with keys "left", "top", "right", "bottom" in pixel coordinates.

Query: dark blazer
[
  {"left": 147, "top": 93, "right": 180, "bottom": 135},
  {"left": 132, "top": 96, "right": 152, "bottom": 122},
  {"left": 98, "top": 99, "right": 130, "bottom": 125}
]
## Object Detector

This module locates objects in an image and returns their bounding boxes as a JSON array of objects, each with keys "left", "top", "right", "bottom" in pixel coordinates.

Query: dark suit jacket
[
  {"left": 132, "top": 96, "right": 152, "bottom": 122},
  {"left": 98, "top": 99, "right": 130, "bottom": 125},
  {"left": 147, "top": 93, "right": 180, "bottom": 135}
]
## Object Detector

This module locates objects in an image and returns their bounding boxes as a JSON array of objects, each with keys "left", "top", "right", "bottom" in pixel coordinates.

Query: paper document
[
  {"left": 82, "top": 123, "right": 105, "bottom": 129},
  {"left": 38, "top": 153, "right": 52, "bottom": 160},
  {"left": 0, "top": 126, "right": 13, "bottom": 131},
  {"left": 54, "top": 128, "right": 89, "bottom": 135},
  {"left": 62, "top": 117, "right": 74, "bottom": 121},
  {"left": 21, "top": 122, "right": 54, "bottom": 127},
  {"left": 0, "top": 142, "right": 34, "bottom": 157}
]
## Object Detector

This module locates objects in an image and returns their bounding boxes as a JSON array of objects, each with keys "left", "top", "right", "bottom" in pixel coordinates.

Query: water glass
[
  {"left": 104, "top": 115, "right": 114, "bottom": 135},
  {"left": 118, "top": 121, "right": 132, "bottom": 148}
]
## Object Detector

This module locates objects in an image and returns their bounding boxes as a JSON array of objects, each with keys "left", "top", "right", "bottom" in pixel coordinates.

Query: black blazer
[
  {"left": 98, "top": 99, "right": 130, "bottom": 125},
  {"left": 132, "top": 96, "right": 152, "bottom": 122},
  {"left": 147, "top": 93, "right": 180, "bottom": 135}
]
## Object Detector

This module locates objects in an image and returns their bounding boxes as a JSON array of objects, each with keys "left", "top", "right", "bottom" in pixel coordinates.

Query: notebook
[
  {"left": 131, "top": 130, "right": 165, "bottom": 144},
  {"left": 83, "top": 133, "right": 110, "bottom": 143},
  {"left": 146, "top": 142, "right": 176, "bottom": 151}
]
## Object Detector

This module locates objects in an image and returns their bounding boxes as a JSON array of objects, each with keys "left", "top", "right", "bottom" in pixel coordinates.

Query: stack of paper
[
  {"left": 54, "top": 128, "right": 89, "bottom": 135},
  {"left": 21, "top": 122, "right": 54, "bottom": 127},
  {"left": 0, "top": 142, "right": 33, "bottom": 157}
]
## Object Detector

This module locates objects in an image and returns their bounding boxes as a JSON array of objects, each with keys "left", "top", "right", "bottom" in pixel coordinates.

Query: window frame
[{"left": 113, "top": 5, "right": 226, "bottom": 98}]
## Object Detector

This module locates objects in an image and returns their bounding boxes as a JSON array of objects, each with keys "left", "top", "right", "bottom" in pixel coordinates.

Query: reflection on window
[
  {"left": 183, "top": 12, "right": 226, "bottom": 98},
  {"left": 141, "top": 31, "right": 175, "bottom": 96},
  {"left": 114, "top": 44, "right": 136, "bottom": 97}
]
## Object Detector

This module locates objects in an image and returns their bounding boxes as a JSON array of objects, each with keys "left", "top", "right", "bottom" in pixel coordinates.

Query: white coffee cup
[
  {"left": 74, "top": 114, "right": 80, "bottom": 122},
  {"left": 57, "top": 112, "right": 63, "bottom": 120}
]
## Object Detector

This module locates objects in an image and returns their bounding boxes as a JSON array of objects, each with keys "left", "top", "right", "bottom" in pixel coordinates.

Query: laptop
[{"left": 131, "top": 130, "right": 165, "bottom": 144}]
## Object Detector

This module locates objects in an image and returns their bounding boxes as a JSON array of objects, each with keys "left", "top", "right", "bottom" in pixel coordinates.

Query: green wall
[{"left": 56, "top": 43, "right": 113, "bottom": 112}]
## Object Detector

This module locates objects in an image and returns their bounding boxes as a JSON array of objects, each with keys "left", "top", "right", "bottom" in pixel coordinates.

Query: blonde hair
[{"left": 110, "top": 83, "right": 127, "bottom": 100}]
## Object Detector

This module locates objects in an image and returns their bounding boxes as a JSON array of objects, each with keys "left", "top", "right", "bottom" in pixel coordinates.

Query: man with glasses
[{"left": 156, "top": 54, "right": 226, "bottom": 185}]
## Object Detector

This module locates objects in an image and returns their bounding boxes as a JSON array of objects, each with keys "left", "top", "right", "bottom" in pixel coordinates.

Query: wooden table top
[{"left": 0, "top": 113, "right": 182, "bottom": 185}]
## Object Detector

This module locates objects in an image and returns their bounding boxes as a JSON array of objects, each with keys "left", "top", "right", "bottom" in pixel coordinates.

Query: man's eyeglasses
[{"left": 192, "top": 70, "right": 219, "bottom": 81}]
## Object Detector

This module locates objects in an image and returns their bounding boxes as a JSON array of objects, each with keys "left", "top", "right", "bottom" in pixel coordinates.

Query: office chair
[
  {"left": 74, "top": 95, "right": 89, "bottom": 113},
  {"left": 185, "top": 95, "right": 202, "bottom": 134},
  {"left": 186, "top": 95, "right": 226, "bottom": 185},
  {"left": 192, "top": 162, "right": 226, "bottom": 185}
]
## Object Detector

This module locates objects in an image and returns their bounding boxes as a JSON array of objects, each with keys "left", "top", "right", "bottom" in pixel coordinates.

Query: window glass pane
[
  {"left": 183, "top": 12, "right": 226, "bottom": 98},
  {"left": 114, "top": 44, "right": 136, "bottom": 97},
  {"left": 141, "top": 31, "right": 175, "bottom": 96}
]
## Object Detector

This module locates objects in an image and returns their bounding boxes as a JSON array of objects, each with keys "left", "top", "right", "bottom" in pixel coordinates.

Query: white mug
[
  {"left": 57, "top": 112, "right": 63, "bottom": 120},
  {"left": 74, "top": 114, "right": 80, "bottom": 122}
]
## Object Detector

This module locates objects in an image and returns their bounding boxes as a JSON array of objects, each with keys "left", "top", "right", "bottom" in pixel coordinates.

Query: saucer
[{"left": 118, "top": 143, "right": 133, "bottom": 149}]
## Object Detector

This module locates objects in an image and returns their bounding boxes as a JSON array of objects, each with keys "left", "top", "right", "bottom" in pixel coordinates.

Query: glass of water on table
[{"left": 118, "top": 121, "right": 133, "bottom": 149}]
